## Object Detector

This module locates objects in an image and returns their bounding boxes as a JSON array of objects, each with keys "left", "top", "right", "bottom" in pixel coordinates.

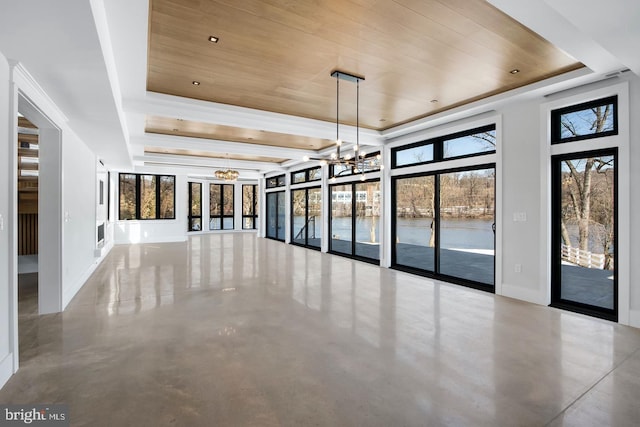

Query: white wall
[
  {"left": 0, "top": 50, "right": 13, "bottom": 388},
  {"left": 628, "top": 77, "right": 640, "bottom": 325},
  {"left": 500, "top": 98, "right": 546, "bottom": 303},
  {"left": 62, "top": 131, "right": 101, "bottom": 308}
]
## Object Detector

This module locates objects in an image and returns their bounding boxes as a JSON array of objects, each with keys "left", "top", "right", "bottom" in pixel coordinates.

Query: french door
[{"left": 551, "top": 149, "right": 617, "bottom": 320}]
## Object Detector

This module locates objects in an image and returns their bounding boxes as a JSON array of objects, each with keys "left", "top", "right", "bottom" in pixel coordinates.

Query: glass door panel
[
  {"left": 438, "top": 168, "right": 495, "bottom": 286},
  {"left": 266, "top": 192, "right": 278, "bottom": 239},
  {"left": 188, "top": 182, "right": 202, "bottom": 232},
  {"left": 331, "top": 184, "right": 352, "bottom": 255},
  {"left": 355, "top": 181, "right": 381, "bottom": 260},
  {"left": 291, "top": 189, "right": 306, "bottom": 245},
  {"left": 553, "top": 151, "right": 616, "bottom": 317},
  {"left": 394, "top": 175, "right": 435, "bottom": 271},
  {"left": 277, "top": 192, "right": 286, "bottom": 241},
  {"left": 308, "top": 188, "right": 322, "bottom": 249}
]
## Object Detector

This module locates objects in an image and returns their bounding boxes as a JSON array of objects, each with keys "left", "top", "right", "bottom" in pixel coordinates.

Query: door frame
[{"left": 550, "top": 148, "right": 618, "bottom": 321}]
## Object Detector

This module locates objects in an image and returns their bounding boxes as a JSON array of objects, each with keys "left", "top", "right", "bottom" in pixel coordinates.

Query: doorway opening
[{"left": 16, "top": 114, "right": 40, "bottom": 359}]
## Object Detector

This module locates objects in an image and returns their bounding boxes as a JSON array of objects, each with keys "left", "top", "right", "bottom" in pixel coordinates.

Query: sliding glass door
[
  {"left": 291, "top": 187, "right": 321, "bottom": 249},
  {"left": 330, "top": 180, "right": 380, "bottom": 262},
  {"left": 188, "top": 182, "right": 202, "bottom": 232},
  {"left": 266, "top": 191, "right": 285, "bottom": 241},
  {"left": 439, "top": 168, "right": 495, "bottom": 286},
  {"left": 394, "top": 175, "right": 435, "bottom": 272},
  {"left": 393, "top": 166, "right": 495, "bottom": 289}
]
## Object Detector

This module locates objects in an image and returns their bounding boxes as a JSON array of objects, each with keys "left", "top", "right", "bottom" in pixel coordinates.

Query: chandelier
[
  {"left": 215, "top": 169, "right": 239, "bottom": 181},
  {"left": 303, "top": 70, "right": 382, "bottom": 181},
  {"left": 215, "top": 154, "right": 240, "bottom": 181}
]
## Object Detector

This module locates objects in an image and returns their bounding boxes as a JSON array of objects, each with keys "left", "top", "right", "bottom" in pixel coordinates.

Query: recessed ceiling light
[
  {"left": 430, "top": 99, "right": 438, "bottom": 104},
  {"left": 510, "top": 69, "right": 520, "bottom": 74},
  {"left": 379, "top": 118, "right": 387, "bottom": 122},
  {"left": 208, "top": 35, "right": 219, "bottom": 43},
  {"left": 192, "top": 81, "right": 201, "bottom": 86},
  {"left": 172, "top": 128, "right": 179, "bottom": 131}
]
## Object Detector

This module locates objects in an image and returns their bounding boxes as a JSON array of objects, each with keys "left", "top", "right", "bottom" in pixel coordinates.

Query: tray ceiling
[{"left": 145, "top": 0, "right": 583, "bottom": 172}]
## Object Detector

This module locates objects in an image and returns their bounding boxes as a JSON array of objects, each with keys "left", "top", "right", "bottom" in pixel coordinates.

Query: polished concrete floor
[{"left": 2, "top": 233, "right": 640, "bottom": 426}]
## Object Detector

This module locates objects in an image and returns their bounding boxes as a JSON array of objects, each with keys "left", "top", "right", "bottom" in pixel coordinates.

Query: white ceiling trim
[
  {"left": 135, "top": 164, "right": 263, "bottom": 180},
  {"left": 486, "top": 0, "right": 626, "bottom": 74},
  {"left": 131, "top": 133, "right": 316, "bottom": 160},
  {"left": 124, "top": 91, "right": 385, "bottom": 146},
  {"left": 136, "top": 154, "right": 285, "bottom": 172},
  {"left": 382, "top": 67, "right": 596, "bottom": 140}
]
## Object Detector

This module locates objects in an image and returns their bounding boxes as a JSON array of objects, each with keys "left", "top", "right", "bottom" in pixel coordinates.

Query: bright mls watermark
[{"left": 0, "top": 405, "right": 68, "bottom": 426}]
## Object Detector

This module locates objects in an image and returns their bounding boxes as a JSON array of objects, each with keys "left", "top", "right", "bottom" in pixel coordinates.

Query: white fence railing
[{"left": 561, "top": 244, "right": 605, "bottom": 269}]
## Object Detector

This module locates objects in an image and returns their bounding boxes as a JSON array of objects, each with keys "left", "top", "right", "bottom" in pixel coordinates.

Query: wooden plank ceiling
[{"left": 146, "top": 0, "right": 583, "bottom": 168}]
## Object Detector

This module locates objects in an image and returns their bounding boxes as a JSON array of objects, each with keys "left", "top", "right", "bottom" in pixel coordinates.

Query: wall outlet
[
  {"left": 513, "top": 212, "right": 527, "bottom": 222},
  {"left": 514, "top": 263, "right": 522, "bottom": 273}
]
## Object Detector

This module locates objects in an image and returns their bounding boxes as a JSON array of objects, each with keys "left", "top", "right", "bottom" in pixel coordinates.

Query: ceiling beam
[
  {"left": 131, "top": 133, "right": 316, "bottom": 160},
  {"left": 124, "top": 91, "right": 385, "bottom": 146},
  {"left": 486, "top": 0, "right": 626, "bottom": 74},
  {"left": 135, "top": 153, "right": 285, "bottom": 172},
  {"left": 134, "top": 164, "right": 263, "bottom": 180}
]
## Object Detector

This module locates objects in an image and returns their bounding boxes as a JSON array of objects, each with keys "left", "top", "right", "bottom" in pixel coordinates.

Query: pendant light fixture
[{"left": 303, "top": 70, "right": 382, "bottom": 181}]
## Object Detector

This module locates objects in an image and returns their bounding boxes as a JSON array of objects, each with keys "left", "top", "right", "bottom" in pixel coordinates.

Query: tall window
[
  {"left": 188, "top": 182, "right": 202, "bottom": 232},
  {"left": 119, "top": 173, "right": 175, "bottom": 220},
  {"left": 242, "top": 185, "right": 258, "bottom": 229},
  {"left": 210, "top": 183, "right": 234, "bottom": 230}
]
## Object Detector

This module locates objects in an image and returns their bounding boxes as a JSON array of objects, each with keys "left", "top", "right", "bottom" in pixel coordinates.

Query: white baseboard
[
  {"left": 0, "top": 352, "right": 14, "bottom": 390},
  {"left": 62, "top": 242, "right": 113, "bottom": 310},
  {"left": 114, "top": 235, "right": 187, "bottom": 245},
  {"left": 629, "top": 309, "right": 640, "bottom": 329},
  {"left": 499, "top": 282, "right": 547, "bottom": 306}
]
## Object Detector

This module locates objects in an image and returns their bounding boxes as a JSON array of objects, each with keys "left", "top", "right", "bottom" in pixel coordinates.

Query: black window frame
[
  {"left": 391, "top": 124, "right": 496, "bottom": 169},
  {"left": 329, "top": 151, "right": 382, "bottom": 178},
  {"left": 290, "top": 185, "right": 322, "bottom": 250},
  {"left": 551, "top": 96, "right": 618, "bottom": 144},
  {"left": 266, "top": 174, "right": 286, "bottom": 188},
  {"left": 291, "top": 166, "right": 322, "bottom": 184},
  {"left": 390, "top": 163, "right": 496, "bottom": 292},
  {"left": 328, "top": 178, "right": 381, "bottom": 264},
  {"left": 265, "top": 190, "right": 286, "bottom": 241},
  {"left": 550, "top": 148, "right": 618, "bottom": 321},
  {"left": 242, "top": 184, "right": 258, "bottom": 230},
  {"left": 209, "top": 183, "right": 235, "bottom": 230},
  {"left": 188, "top": 181, "right": 202, "bottom": 232},
  {"left": 118, "top": 173, "right": 176, "bottom": 220}
]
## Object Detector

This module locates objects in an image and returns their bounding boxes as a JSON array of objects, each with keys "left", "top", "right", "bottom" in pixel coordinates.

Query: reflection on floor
[
  {"left": 17, "top": 273, "right": 41, "bottom": 362},
  {"left": 1, "top": 233, "right": 640, "bottom": 426},
  {"left": 18, "top": 255, "right": 38, "bottom": 274}
]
